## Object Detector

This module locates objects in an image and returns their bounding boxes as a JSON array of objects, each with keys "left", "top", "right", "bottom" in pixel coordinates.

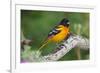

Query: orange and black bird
[{"left": 38, "top": 18, "right": 70, "bottom": 51}]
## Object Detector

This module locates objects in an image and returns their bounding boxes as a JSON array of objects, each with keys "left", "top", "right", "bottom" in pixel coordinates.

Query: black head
[{"left": 59, "top": 18, "right": 70, "bottom": 27}]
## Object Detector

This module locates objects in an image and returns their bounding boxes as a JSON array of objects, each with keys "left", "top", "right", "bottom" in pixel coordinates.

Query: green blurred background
[{"left": 21, "top": 10, "right": 89, "bottom": 61}]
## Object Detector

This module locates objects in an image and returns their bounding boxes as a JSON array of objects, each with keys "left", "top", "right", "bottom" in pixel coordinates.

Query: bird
[{"left": 38, "top": 18, "right": 70, "bottom": 51}]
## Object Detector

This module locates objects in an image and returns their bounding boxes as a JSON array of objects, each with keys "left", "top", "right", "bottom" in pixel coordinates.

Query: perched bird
[{"left": 38, "top": 18, "right": 70, "bottom": 51}]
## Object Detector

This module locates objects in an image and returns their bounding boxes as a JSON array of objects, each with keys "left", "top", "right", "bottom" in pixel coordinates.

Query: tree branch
[
  {"left": 21, "top": 33, "right": 89, "bottom": 62},
  {"left": 43, "top": 34, "right": 89, "bottom": 61}
]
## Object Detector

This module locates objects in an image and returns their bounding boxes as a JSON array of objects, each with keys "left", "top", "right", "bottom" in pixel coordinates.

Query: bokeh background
[{"left": 21, "top": 10, "right": 89, "bottom": 62}]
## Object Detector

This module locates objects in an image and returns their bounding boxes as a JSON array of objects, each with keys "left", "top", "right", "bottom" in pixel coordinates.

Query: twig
[
  {"left": 75, "top": 48, "right": 81, "bottom": 60},
  {"left": 75, "top": 24, "right": 82, "bottom": 60}
]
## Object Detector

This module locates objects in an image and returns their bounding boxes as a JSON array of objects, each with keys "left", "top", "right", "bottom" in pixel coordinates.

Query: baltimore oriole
[{"left": 38, "top": 18, "right": 70, "bottom": 51}]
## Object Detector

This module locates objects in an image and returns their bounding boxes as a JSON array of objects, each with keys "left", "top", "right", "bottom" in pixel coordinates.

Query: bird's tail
[{"left": 38, "top": 39, "right": 50, "bottom": 51}]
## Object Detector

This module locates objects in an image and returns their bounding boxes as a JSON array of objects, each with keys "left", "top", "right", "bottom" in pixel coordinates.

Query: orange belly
[{"left": 51, "top": 27, "right": 69, "bottom": 43}]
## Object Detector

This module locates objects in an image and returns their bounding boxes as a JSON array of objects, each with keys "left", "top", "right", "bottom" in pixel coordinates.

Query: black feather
[
  {"left": 47, "top": 18, "right": 69, "bottom": 38},
  {"left": 59, "top": 18, "right": 70, "bottom": 27},
  {"left": 48, "top": 27, "right": 61, "bottom": 38}
]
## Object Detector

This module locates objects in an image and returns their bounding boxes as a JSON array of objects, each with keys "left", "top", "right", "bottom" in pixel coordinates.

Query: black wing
[{"left": 48, "top": 26, "right": 61, "bottom": 38}]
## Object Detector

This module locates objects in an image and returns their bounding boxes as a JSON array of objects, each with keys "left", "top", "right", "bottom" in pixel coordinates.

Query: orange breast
[{"left": 51, "top": 26, "right": 69, "bottom": 43}]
